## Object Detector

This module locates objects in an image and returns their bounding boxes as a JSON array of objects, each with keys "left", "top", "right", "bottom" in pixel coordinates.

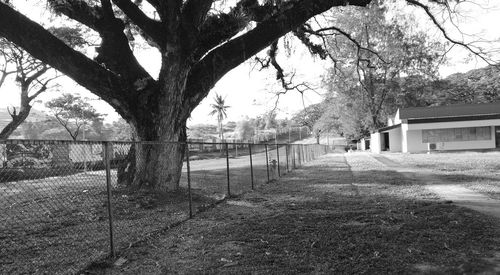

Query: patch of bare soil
[{"left": 82, "top": 154, "right": 500, "bottom": 274}]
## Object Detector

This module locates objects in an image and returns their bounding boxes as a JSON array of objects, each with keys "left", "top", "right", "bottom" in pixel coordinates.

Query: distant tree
[
  {"left": 187, "top": 124, "right": 218, "bottom": 139},
  {"left": 264, "top": 111, "right": 278, "bottom": 130},
  {"left": 45, "top": 93, "right": 103, "bottom": 141},
  {"left": 235, "top": 120, "right": 254, "bottom": 140},
  {"left": 107, "top": 118, "right": 133, "bottom": 141},
  {"left": 18, "top": 117, "right": 68, "bottom": 140},
  {"left": 434, "top": 66, "right": 500, "bottom": 105},
  {"left": 0, "top": 26, "right": 85, "bottom": 139},
  {"left": 313, "top": 106, "right": 343, "bottom": 137},
  {"left": 208, "top": 93, "right": 230, "bottom": 140},
  {"left": 292, "top": 103, "right": 325, "bottom": 143}
]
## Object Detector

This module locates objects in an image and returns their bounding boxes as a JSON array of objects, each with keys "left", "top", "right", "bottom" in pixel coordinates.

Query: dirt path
[
  {"left": 365, "top": 153, "right": 500, "bottom": 219},
  {"left": 84, "top": 153, "right": 500, "bottom": 274}
]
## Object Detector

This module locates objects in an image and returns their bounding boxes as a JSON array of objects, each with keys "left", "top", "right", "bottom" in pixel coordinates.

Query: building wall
[
  {"left": 407, "top": 119, "right": 500, "bottom": 131},
  {"left": 370, "top": 132, "right": 381, "bottom": 153},
  {"left": 406, "top": 130, "right": 427, "bottom": 152},
  {"left": 388, "top": 128, "right": 402, "bottom": 152},
  {"left": 404, "top": 123, "right": 498, "bottom": 153},
  {"left": 402, "top": 124, "right": 409, "bottom": 153}
]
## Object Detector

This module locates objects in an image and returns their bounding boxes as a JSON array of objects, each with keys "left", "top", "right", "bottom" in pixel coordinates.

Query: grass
[
  {"left": 83, "top": 153, "right": 500, "bottom": 274},
  {"left": 0, "top": 176, "right": 217, "bottom": 274},
  {"left": 0, "top": 149, "right": 304, "bottom": 274},
  {"left": 381, "top": 152, "right": 500, "bottom": 199}
]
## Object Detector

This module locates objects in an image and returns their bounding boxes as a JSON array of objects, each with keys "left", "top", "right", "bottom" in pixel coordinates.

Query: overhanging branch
[
  {"left": 406, "top": 0, "right": 497, "bottom": 65},
  {"left": 113, "top": 0, "right": 166, "bottom": 46},
  {"left": 185, "top": 0, "right": 372, "bottom": 111},
  {"left": 0, "top": 3, "right": 128, "bottom": 112}
]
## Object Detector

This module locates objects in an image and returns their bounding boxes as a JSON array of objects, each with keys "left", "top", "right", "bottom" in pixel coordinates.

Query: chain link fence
[{"left": 0, "top": 139, "right": 331, "bottom": 274}]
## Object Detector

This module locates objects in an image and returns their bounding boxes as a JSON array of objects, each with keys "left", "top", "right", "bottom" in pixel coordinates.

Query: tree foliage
[
  {"left": 323, "top": 3, "right": 445, "bottom": 130},
  {"left": 208, "top": 93, "right": 230, "bottom": 140},
  {"left": 434, "top": 66, "right": 500, "bottom": 104},
  {"left": 45, "top": 93, "right": 103, "bottom": 141},
  {"left": 235, "top": 119, "right": 254, "bottom": 140},
  {"left": 291, "top": 103, "right": 325, "bottom": 143}
]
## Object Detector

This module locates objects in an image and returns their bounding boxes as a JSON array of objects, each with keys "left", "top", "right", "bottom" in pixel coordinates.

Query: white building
[{"left": 371, "top": 102, "right": 500, "bottom": 153}]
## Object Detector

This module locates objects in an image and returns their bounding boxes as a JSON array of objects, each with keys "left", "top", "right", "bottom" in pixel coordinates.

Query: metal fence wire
[{"left": 0, "top": 139, "right": 331, "bottom": 274}]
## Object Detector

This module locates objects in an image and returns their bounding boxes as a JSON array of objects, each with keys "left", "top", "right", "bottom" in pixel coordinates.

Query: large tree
[
  {"left": 322, "top": 3, "right": 446, "bottom": 130},
  {"left": 0, "top": 0, "right": 492, "bottom": 191}
]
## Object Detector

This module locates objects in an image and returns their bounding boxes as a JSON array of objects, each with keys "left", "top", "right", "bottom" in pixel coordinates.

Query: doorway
[
  {"left": 496, "top": 126, "right": 500, "bottom": 148},
  {"left": 382, "top": 132, "right": 390, "bottom": 151}
]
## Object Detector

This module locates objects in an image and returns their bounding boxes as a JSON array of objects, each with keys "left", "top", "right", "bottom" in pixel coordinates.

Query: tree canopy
[{"left": 45, "top": 93, "right": 104, "bottom": 141}]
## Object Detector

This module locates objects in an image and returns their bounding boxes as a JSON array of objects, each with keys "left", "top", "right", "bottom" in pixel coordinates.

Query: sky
[{"left": 0, "top": 1, "right": 499, "bottom": 126}]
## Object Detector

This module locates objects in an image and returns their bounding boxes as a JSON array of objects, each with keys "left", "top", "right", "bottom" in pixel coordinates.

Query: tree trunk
[
  {"left": 119, "top": 61, "right": 191, "bottom": 191},
  {"left": 129, "top": 114, "right": 187, "bottom": 191},
  {"left": 131, "top": 132, "right": 186, "bottom": 191},
  {"left": 0, "top": 105, "right": 31, "bottom": 139}
]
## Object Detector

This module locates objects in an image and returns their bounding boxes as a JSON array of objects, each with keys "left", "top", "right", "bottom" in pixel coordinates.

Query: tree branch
[
  {"left": 182, "top": 0, "right": 213, "bottom": 29},
  {"left": 185, "top": 0, "right": 371, "bottom": 110},
  {"left": 48, "top": 0, "right": 103, "bottom": 31},
  {"left": 25, "top": 65, "right": 49, "bottom": 87},
  {"left": 0, "top": 3, "right": 132, "bottom": 117},
  {"left": 112, "top": 0, "right": 166, "bottom": 46},
  {"left": 406, "top": 0, "right": 497, "bottom": 65},
  {"left": 165, "top": 0, "right": 182, "bottom": 37}
]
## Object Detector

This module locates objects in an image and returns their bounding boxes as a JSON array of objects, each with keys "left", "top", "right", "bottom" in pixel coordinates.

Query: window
[{"left": 422, "top": 127, "right": 491, "bottom": 143}]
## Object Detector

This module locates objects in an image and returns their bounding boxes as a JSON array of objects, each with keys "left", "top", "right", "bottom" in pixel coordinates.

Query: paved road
[{"left": 184, "top": 146, "right": 291, "bottom": 172}]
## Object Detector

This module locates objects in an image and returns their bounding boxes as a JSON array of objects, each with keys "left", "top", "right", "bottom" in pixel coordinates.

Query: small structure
[
  {"left": 357, "top": 138, "right": 370, "bottom": 151},
  {"left": 371, "top": 102, "right": 500, "bottom": 153}
]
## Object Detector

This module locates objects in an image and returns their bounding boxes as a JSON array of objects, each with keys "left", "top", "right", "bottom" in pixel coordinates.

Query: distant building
[{"left": 371, "top": 102, "right": 500, "bottom": 153}]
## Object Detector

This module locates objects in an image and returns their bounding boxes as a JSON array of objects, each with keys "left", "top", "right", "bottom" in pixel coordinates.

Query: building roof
[{"left": 399, "top": 102, "right": 500, "bottom": 120}]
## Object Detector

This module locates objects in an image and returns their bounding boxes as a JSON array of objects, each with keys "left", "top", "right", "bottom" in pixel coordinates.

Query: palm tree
[{"left": 208, "top": 93, "right": 230, "bottom": 141}]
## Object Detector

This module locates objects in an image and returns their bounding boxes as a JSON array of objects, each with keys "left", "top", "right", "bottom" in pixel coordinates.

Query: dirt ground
[{"left": 83, "top": 153, "right": 500, "bottom": 274}]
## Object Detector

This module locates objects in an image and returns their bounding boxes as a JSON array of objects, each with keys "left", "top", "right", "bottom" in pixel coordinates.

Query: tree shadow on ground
[
  {"left": 86, "top": 158, "right": 500, "bottom": 274},
  {"left": 188, "top": 193, "right": 500, "bottom": 274}
]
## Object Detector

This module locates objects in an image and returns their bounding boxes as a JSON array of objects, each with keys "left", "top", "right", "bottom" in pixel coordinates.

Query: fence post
[
  {"left": 225, "top": 143, "right": 231, "bottom": 197},
  {"left": 185, "top": 143, "right": 193, "bottom": 218},
  {"left": 83, "top": 142, "right": 88, "bottom": 172},
  {"left": 276, "top": 144, "right": 281, "bottom": 177},
  {"left": 298, "top": 145, "right": 302, "bottom": 166},
  {"left": 265, "top": 144, "right": 270, "bottom": 183},
  {"left": 249, "top": 144, "right": 254, "bottom": 190},
  {"left": 285, "top": 145, "right": 289, "bottom": 173},
  {"left": 104, "top": 142, "right": 116, "bottom": 259}
]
